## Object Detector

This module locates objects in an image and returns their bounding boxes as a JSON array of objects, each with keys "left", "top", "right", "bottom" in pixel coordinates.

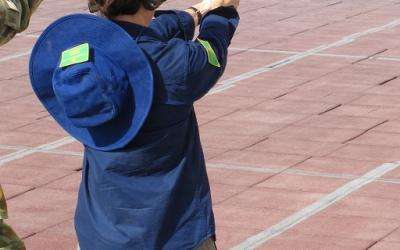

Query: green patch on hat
[
  {"left": 60, "top": 43, "right": 90, "bottom": 68},
  {"left": 197, "top": 39, "right": 221, "bottom": 68}
]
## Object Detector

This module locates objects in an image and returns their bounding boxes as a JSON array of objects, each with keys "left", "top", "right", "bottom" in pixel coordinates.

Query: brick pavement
[{"left": 1, "top": 0, "right": 400, "bottom": 249}]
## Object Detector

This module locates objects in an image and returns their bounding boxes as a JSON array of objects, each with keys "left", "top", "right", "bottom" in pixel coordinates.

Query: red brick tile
[
  {"left": 6, "top": 188, "right": 76, "bottom": 237},
  {"left": 0, "top": 56, "right": 29, "bottom": 80},
  {"left": 373, "top": 120, "right": 400, "bottom": 134},
  {"left": 270, "top": 125, "right": 362, "bottom": 142},
  {"left": 220, "top": 109, "right": 309, "bottom": 124},
  {"left": 196, "top": 94, "right": 265, "bottom": 109},
  {"left": 21, "top": 219, "right": 78, "bottom": 249},
  {"left": 295, "top": 115, "right": 385, "bottom": 130},
  {"left": 351, "top": 94, "right": 400, "bottom": 107},
  {"left": 207, "top": 167, "right": 274, "bottom": 187},
  {"left": 383, "top": 166, "right": 400, "bottom": 179},
  {"left": 333, "top": 60, "right": 400, "bottom": 83},
  {"left": 281, "top": 88, "right": 363, "bottom": 104},
  {"left": 324, "top": 36, "right": 398, "bottom": 57},
  {"left": 15, "top": 118, "right": 67, "bottom": 136},
  {"left": 289, "top": 213, "right": 399, "bottom": 241},
  {"left": 366, "top": 80, "right": 400, "bottom": 96},
  {"left": 349, "top": 131, "right": 400, "bottom": 147},
  {"left": 0, "top": 164, "right": 73, "bottom": 187},
  {"left": 210, "top": 183, "right": 246, "bottom": 204},
  {"left": 260, "top": 233, "right": 373, "bottom": 250},
  {"left": 0, "top": 131, "right": 61, "bottom": 147},
  {"left": 0, "top": 118, "right": 33, "bottom": 131},
  {"left": 4, "top": 93, "right": 43, "bottom": 107},
  {"left": 324, "top": 195, "right": 400, "bottom": 219},
  {"left": 12, "top": 152, "right": 83, "bottom": 171},
  {"left": 0, "top": 79, "right": 33, "bottom": 102},
  {"left": 203, "top": 147, "right": 228, "bottom": 160},
  {"left": 200, "top": 119, "right": 285, "bottom": 137},
  {"left": 326, "top": 105, "right": 400, "bottom": 119},
  {"left": 300, "top": 80, "right": 371, "bottom": 93},
  {"left": 253, "top": 99, "right": 337, "bottom": 115},
  {"left": 328, "top": 144, "right": 400, "bottom": 162},
  {"left": 219, "top": 52, "right": 287, "bottom": 81},
  {"left": 0, "top": 35, "right": 37, "bottom": 53},
  {"left": 1, "top": 184, "right": 33, "bottom": 199},
  {"left": 44, "top": 172, "right": 81, "bottom": 192},
  {"left": 57, "top": 141, "right": 84, "bottom": 153},
  {"left": 214, "top": 205, "right": 290, "bottom": 230},
  {"left": 215, "top": 226, "right": 259, "bottom": 250},
  {"left": 23, "top": 235, "right": 77, "bottom": 250},
  {"left": 221, "top": 187, "right": 324, "bottom": 211},
  {"left": 0, "top": 148, "right": 13, "bottom": 156},
  {"left": 248, "top": 138, "right": 343, "bottom": 157},
  {"left": 209, "top": 150, "right": 309, "bottom": 169},
  {"left": 0, "top": 102, "right": 46, "bottom": 120},
  {"left": 257, "top": 174, "right": 348, "bottom": 193},
  {"left": 195, "top": 105, "right": 237, "bottom": 125},
  {"left": 39, "top": 219, "right": 76, "bottom": 238},
  {"left": 216, "top": 83, "right": 289, "bottom": 98},
  {"left": 293, "top": 157, "right": 380, "bottom": 175},
  {"left": 369, "top": 241, "right": 400, "bottom": 250},
  {"left": 383, "top": 228, "right": 400, "bottom": 243},
  {"left": 260, "top": 57, "right": 350, "bottom": 81},
  {"left": 246, "top": 74, "right": 308, "bottom": 89},
  {"left": 356, "top": 182, "right": 400, "bottom": 201},
  {"left": 200, "top": 132, "right": 264, "bottom": 150}
]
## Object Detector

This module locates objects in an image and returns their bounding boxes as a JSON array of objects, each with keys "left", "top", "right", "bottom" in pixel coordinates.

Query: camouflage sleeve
[
  {"left": 0, "top": 185, "right": 26, "bottom": 250},
  {"left": 0, "top": 185, "right": 7, "bottom": 220},
  {"left": 0, "top": 0, "right": 43, "bottom": 45},
  {"left": 0, "top": 223, "right": 26, "bottom": 250}
]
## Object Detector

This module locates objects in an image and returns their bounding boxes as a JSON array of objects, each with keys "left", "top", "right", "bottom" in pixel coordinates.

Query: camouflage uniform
[
  {"left": 0, "top": 0, "right": 43, "bottom": 45},
  {"left": 0, "top": 185, "right": 25, "bottom": 250}
]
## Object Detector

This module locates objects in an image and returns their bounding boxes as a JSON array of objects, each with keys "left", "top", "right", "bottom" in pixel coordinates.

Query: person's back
[{"left": 30, "top": 0, "right": 240, "bottom": 249}]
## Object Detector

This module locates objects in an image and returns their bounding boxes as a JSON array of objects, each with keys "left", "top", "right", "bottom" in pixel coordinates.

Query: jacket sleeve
[
  {"left": 149, "top": 10, "right": 195, "bottom": 41},
  {"left": 183, "top": 7, "right": 240, "bottom": 102}
]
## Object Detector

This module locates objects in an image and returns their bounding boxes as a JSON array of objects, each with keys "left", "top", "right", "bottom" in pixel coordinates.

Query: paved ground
[{"left": 1, "top": 0, "right": 400, "bottom": 249}]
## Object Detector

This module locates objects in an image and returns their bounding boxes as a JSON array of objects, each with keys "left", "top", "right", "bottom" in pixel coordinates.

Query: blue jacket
[{"left": 75, "top": 7, "right": 239, "bottom": 250}]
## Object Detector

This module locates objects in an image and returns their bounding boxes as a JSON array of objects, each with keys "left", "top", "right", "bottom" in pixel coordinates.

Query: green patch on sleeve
[
  {"left": 59, "top": 43, "right": 90, "bottom": 68},
  {"left": 197, "top": 39, "right": 221, "bottom": 68}
]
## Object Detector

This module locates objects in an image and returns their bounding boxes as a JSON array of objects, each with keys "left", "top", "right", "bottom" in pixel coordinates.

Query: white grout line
[
  {"left": 230, "top": 48, "right": 302, "bottom": 55},
  {"left": 230, "top": 47, "right": 400, "bottom": 62},
  {"left": 377, "top": 56, "right": 400, "bottom": 62},
  {"left": 208, "top": 163, "right": 400, "bottom": 185},
  {"left": 209, "top": 18, "right": 400, "bottom": 94},
  {"left": 16, "top": 33, "right": 40, "bottom": 38},
  {"left": 0, "top": 51, "right": 31, "bottom": 63},
  {"left": 231, "top": 161, "right": 400, "bottom": 250},
  {"left": 0, "top": 137, "right": 75, "bottom": 167}
]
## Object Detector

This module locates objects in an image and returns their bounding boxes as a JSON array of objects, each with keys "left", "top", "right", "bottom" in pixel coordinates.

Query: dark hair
[{"left": 89, "top": 0, "right": 142, "bottom": 18}]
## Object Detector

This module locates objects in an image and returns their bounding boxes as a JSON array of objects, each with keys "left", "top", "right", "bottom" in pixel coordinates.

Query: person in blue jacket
[{"left": 29, "top": 0, "right": 240, "bottom": 249}]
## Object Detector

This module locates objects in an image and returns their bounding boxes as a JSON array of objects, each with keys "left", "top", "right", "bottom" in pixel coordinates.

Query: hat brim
[{"left": 29, "top": 14, "right": 153, "bottom": 151}]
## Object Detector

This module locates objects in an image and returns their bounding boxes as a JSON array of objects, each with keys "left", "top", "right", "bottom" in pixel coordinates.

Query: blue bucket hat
[{"left": 29, "top": 14, "right": 153, "bottom": 151}]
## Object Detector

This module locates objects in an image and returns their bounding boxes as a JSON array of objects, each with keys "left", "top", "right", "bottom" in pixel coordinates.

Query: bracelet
[{"left": 188, "top": 6, "right": 202, "bottom": 24}]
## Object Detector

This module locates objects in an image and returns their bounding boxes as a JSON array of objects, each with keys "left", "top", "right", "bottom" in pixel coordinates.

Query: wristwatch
[{"left": 188, "top": 6, "right": 202, "bottom": 24}]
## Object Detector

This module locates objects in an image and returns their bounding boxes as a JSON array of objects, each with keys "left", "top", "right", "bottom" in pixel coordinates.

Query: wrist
[{"left": 193, "top": 2, "right": 212, "bottom": 16}]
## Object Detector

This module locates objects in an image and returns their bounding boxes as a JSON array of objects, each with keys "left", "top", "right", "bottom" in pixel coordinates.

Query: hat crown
[{"left": 52, "top": 49, "right": 129, "bottom": 128}]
